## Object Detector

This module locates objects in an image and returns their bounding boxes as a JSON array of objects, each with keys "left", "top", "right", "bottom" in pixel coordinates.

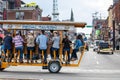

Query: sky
[{"left": 23, "top": 0, "right": 113, "bottom": 35}]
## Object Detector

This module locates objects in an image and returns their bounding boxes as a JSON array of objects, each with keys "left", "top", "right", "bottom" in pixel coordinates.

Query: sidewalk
[{"left": 114, "top": 50, "right": 120, "bottom": 53}]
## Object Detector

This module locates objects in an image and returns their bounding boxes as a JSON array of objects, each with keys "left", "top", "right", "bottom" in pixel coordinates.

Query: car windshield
[
  {"left": 96, "top": 41, "right": 99, "bottom": 46},
  {"left": 99, "top": 43, "right": 109, "bottom": 49}
]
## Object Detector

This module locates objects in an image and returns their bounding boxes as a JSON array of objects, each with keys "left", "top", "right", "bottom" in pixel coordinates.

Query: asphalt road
[{"left": 0, "top": 48, "right": 120, "bottom": 80}]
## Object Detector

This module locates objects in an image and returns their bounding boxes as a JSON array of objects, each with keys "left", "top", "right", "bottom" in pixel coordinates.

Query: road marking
[
  {"left": 5, "top": 66, "right": 120, "bottom": 74},
  {"left": 94, "top": 56, "right": 96, "bottom": 59},
  {"left": 114, "top": 53, "right": 119, "bottom": 56},
  {"left": 61, "top": 68, "right": 120, "bottom": 73},
  {"left": 96, "top": 61, "right": 99, "bottom": 64},
  {"left": 0, "top": 78, "right": 55, "bottom": 80}
]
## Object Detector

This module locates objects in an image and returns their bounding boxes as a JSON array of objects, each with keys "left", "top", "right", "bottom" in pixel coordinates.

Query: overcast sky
[
  {"left": 23, "top": 0, "right": 113, "bottom": 34},
  {"left": 23, "top": 0, "right": 113, "bottom": 25}
]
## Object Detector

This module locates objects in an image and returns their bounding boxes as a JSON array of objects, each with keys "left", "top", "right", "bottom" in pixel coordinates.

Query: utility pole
[{"left": 113, "top": 20, "right": 115, "bottom": 51}]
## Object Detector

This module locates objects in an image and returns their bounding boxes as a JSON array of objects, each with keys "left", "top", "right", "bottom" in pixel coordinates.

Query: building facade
[
  {"left": 112, "top": 1, "right": 120, "bottom": 50},
  {"left": 41, "top": 16, "right": 51, "bottom": 21},
  {"left": 2, "top": 0, "right": 42, "bottom": 21},
  {"left": 0, "top": 0, "right": 3, "bottom": 20},
  {"left": 7, "top": 6, "right": 42, "bottom": 20}
]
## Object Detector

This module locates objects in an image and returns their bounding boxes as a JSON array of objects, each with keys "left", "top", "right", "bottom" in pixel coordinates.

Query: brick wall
[{"left": 7, "top": 9, "right": 41, "bottom": 20}]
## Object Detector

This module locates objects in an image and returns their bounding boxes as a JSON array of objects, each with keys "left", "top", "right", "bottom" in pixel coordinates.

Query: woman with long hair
[{"left": 71, "top": 34, "right": 84, "bottom": 61}]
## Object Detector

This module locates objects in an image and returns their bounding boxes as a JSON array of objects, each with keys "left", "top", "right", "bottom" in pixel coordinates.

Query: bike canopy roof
[{"left": 0, "top": 20, "right": 86, "bottom": 30}]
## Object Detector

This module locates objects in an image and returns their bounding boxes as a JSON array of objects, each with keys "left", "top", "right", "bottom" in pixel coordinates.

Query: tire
[
  {"left": 112, "top": 52, "right": 114, "bottom": 54},
  {"left": 97, "top": 52, "right": 100, "bottom": 54},
  {"left": 110, "top": 52, "right": 114, "bottom": 55},
  {"left": 48, "top": 61, "right": 61, "bottom": 73}
]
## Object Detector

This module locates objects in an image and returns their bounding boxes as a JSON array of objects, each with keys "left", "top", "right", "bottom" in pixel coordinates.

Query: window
[
  {"left": 16, "top": 12, "right": 24, "bottom": 20},
  {"left": 16, "top": 12, "right": 19, "bottom": 20},
  {"left": 20, "top": 12, "right": 24, "bottom": 20}
]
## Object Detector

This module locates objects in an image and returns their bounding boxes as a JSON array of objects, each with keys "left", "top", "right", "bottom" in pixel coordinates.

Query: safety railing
[{"left": 0, "top": 45, "right": 85, "bottom": 67}]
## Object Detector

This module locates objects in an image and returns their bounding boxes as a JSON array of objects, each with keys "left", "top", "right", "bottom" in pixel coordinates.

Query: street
[{"left": 0, "top": 48, "right": 120, "bottom": 80}]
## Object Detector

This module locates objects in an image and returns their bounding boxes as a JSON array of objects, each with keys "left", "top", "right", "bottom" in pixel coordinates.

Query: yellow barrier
[
  {"left": 53, "top": 50, "right": 56, "bottom": 60},
  {"left": 30, "top": 50, "right": 33, "bottom": 63}
]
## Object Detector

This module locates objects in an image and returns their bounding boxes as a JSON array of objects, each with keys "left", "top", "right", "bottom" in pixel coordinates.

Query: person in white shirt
[{"left": 50, "top": 32, "right": 60, "bottom": 59}]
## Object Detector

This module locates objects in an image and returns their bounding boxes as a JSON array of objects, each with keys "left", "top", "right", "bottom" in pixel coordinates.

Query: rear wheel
[{"left": 48, "top": 61, "right": 61, "bottom": 73}]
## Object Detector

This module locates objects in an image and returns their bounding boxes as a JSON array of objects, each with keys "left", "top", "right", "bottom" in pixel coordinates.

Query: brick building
[
  {"left": 92, "top": 18, "right": 107, "bottom": 40},
  {"left": 2, "top": 0, "right": 42, "bottom": 21},
  {"left": 41, "top": 16, "right": 51, "bottom": 21},
  {"left": 7, "top": 6, "right": 42, "bottom": 20},
  {"left": 112, "top": 1, "right": 120, "bottom": 49}
]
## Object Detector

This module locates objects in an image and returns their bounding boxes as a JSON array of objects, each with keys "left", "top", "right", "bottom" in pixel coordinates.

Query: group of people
[{"left": 0, "top": 30, "right": 85, "bottom": 64}]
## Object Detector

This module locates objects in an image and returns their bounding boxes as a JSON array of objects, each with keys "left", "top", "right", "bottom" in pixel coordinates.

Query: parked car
[
  {"left": 93, "top": 40, "right": 104, "bottom": 52},
  {"left": 97, "top": 42, "right": 113, "bottom": 54}
]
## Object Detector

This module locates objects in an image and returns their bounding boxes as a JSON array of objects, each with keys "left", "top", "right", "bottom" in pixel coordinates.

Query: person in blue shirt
[
  {"left": 36, "top": 30, "right": 48, "bottom": 64},
  {"left": 71, "top": 34, "right": 84, "bottom": 61}
]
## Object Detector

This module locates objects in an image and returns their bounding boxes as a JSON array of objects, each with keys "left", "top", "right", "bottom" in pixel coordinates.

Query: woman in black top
[{"left": 62, "top": 35, "right": 72, "bottom": 64}]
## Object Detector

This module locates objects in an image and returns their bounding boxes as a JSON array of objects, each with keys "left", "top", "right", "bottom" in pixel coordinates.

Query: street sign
[{"left": 85, "top": 26, "right": 93, "bottom": 28}]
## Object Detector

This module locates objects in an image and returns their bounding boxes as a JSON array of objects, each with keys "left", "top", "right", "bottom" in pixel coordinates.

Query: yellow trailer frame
[{"left": 0, "top": 20, "right": 86, "bottom": 73}]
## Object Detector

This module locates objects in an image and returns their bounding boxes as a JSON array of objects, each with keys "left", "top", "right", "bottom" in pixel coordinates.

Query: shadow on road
[{"left": 1, "top": 70, "right": 79, "bottom": 75}]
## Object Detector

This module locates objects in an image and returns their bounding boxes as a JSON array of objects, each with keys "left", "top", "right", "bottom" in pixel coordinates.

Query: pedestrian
[
  {"left": 3, "top": 32, "right": 12, "bottom": 62},
  {"left": 62, "top": 35, "right": 72, "bottom": 64},
  {"left": 12, "top": 31, "right": 24, "bottom": 63},
  {"left": 0, "top": 30, "right": 4, "bottom": 45},
  {"left": 26, "top": 31, "right": 35, "bottom": 63},
  {"left": 36, "top": 30, "right": 48, "bottom": 64},
  {"left": 71, "top": 34, "right": 84, "bottom": 61},
  {"left": 51, "top": 32, "right": 60, "bottom": 59}
]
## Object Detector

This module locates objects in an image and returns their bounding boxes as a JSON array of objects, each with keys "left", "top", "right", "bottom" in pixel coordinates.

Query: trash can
[{"left": 116, "top": 46, "right": 119, "bottom": 50}]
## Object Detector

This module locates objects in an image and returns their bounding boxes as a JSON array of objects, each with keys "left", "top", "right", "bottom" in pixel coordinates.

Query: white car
[{"left": 93, "top": 46, "right": 99, "bottom": 51}]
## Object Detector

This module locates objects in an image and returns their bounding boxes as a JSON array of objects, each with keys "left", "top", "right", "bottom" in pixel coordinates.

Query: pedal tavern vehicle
[{"left": 0, "top": 20, "right": 86, "bottom": 73}]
